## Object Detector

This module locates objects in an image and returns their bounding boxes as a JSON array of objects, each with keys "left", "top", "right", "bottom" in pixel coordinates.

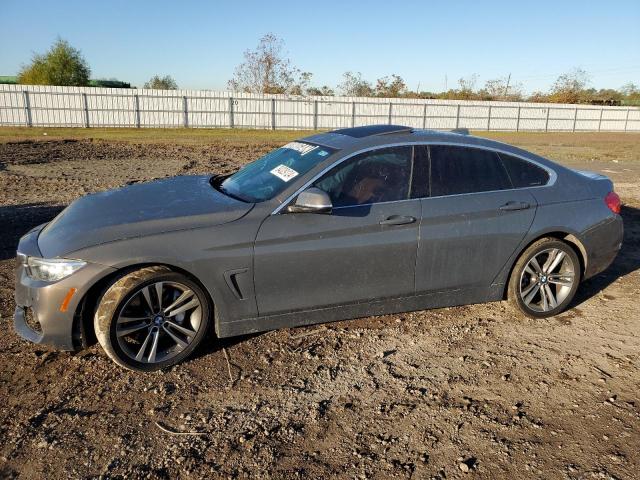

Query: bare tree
[
  {"left": 143, "top": 75, "right": 178, "bottom": 90},
  {"left": 307, "top": 85, "right": 335, "bottom": 96},
  {"left": 374, "top": 74, "right": 408, "bottom": 97},
  {"left": 549, "top": 68, "right": 590, "bottom": 103},
  {"left": 481, "top": 77, "right": 523, "bottom": 101},
  {"left": 457, "top": 74, "right": 479, "bottom": 99},
  {"left": 289, "top": 71, "right": 313, "bottom": 96},
  {"left": 620, "top": 82, "right": 640, "bottom": 106},
  {"left": 621, "top": 82, "right": 639, "bottom": 96},
  {"left": 338, "top": 72, "right": 373, "bottom": 97},
  {"left": 228, "top": 33, "right": 308, "bottom": 94}
]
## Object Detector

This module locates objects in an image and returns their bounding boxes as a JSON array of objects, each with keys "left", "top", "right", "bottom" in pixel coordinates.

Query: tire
[
  {"left": 508, "top": 238, "right": 581, "bottom": 319},
  {"left": 94, "top": 266, "right": 211, "bottom": 372}
]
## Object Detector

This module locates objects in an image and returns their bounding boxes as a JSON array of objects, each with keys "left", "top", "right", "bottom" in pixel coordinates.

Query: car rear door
[
  {"left": 414, "top": 145, "right": 538, "bottom": 293},
  {"left": 253, "top": 146, "right": 421, "bottom": 316}
]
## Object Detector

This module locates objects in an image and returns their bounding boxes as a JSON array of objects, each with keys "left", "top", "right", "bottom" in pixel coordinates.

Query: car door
[
  {"left": 414, "top": 145, "right": 538, "bottom": 293},
  {"left": 253, "top": 146, "right": 421, "bottom": 316}
]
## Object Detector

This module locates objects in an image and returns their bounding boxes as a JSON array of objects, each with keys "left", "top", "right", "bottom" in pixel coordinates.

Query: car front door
[
  {"left": 414, "top": 145, "right": 538, "bottom": 293},
  {"left": 253, "top": 146, "right": 421, "bottom": 316}
]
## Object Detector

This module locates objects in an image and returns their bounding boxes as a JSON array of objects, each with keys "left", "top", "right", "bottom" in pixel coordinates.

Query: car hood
[{"left": 38, "top": 175, "right": 253, "bottom": 258}]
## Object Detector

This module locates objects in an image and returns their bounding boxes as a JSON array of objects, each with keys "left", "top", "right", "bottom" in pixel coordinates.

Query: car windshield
[{"left": 218, "top": 142, "right": 336, "bottom": 203}]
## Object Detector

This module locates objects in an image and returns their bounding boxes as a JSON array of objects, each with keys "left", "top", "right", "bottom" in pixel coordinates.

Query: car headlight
[{"left": 26, "top": 257, "right": 86, "bottom": 282}]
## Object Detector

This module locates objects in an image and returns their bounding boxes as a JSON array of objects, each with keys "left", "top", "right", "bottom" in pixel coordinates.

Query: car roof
[
  {"left": 303, "top": 125, "right": 484, "bottom": 151},
  {"left": 301, "top": 125, "right": 557, "bottom": 169}
]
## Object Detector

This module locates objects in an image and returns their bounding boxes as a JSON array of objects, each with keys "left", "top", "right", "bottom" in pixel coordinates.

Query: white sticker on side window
[{"left": 270, "top": 164, "right": 299, "bottom": 182}]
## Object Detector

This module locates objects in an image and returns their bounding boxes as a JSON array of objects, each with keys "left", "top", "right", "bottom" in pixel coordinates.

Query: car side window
[
  {"left": 313, "top": 146, "right": 413, "bottom": 208},
  {"left": 498, "top": 153, "right": 550, "bottom": 188},
  {"left": 429, "top": 146, "right": 511, "bottom": 197}
]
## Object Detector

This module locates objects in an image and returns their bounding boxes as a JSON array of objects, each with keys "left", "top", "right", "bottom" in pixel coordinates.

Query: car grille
[{"left": 24, "top": 307, "right": 43, "bottom": 334}]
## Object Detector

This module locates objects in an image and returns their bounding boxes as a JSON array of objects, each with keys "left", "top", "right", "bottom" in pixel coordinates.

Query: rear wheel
[
  {"left": 94, "top": 266, "right": 211, "bottom": 371},
  {"left": 508, "top": 238, "right": 581, "bottom": 318}
]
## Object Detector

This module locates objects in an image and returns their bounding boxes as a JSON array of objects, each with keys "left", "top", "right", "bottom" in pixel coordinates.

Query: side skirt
[{"left": 217, "top": 285, "right": 504, "bottom": 338}]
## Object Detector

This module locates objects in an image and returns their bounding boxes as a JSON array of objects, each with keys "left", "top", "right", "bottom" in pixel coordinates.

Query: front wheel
[
  {"left": 508, "top": 238, "right": 581, "bottom": 318},
  {"left": 94, "top": 266, "right": 211, "bottom": 371}
]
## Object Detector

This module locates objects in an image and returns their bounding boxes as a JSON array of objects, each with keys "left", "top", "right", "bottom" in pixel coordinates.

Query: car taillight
[{"left": 605, "top": 191, "right": 621, "bottom": 214}]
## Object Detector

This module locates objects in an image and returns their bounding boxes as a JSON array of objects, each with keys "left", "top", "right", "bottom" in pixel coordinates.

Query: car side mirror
[{"left": 286, "top": 187, "right": 332, "bottom": 214}]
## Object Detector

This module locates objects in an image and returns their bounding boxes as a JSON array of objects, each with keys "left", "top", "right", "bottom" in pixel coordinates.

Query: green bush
[{"left": 18, "top": 38, "right": 90, "bottom": 86}]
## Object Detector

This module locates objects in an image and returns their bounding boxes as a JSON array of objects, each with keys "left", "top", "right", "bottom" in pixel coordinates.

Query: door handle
[
  {"left": 499, "top": 201, "right": 530, "bottom": 211},
  {"left": 379, "top": 215, "right": 416, "bottom": 226}
]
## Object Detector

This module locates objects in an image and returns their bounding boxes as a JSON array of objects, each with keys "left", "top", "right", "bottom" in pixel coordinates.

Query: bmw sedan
[{"left": 14, "top": 125, "right": 623, "bottom": 371}]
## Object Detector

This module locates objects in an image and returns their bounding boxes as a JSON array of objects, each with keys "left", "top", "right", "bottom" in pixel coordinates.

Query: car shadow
[
  {"left": 572, "top": 204, "right": 640, "bottom": 307},
  {"left": 0, "top": 202, "right": 66, "bottom": 260},
  {"left": 191, "top": 331, "right": 263, "bottom": 363}
]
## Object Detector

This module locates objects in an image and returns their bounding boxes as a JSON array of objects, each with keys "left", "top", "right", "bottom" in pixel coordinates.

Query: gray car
[{"left": 14, "top": 125, "right": 623, "bottom": 371}]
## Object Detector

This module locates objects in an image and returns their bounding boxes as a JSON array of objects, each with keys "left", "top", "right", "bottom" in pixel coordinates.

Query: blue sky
[{"left": 1, "top": 0, "right": 639, "bottom": 93}]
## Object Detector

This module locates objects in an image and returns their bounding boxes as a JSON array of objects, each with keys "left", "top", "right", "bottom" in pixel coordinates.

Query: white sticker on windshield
[
  {"left": 270, "top": 164, "right": 299, "bottom": 182},
  {"left": 283, "top": 141, "right": 318, "bottom": 156}
]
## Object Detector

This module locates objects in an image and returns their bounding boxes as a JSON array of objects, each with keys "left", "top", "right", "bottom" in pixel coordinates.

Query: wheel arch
[
  {"left": 501, "top": 231, "right": 587, "bottom": 300},
  {"left": 71, "top": 262, "right": 217, "bottom": 349}
]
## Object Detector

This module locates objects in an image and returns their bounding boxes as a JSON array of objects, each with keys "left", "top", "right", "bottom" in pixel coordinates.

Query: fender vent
[{"left": 223, "top": 268, "right": 249, "bottom": 300}]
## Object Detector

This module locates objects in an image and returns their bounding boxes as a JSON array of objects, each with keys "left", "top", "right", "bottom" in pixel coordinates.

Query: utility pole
[
  {"left": 504, "top": 73, "right": 511, "bottom": 97},
  {"left": 445, "top": 74, "right": 448, "bottom": 91}
]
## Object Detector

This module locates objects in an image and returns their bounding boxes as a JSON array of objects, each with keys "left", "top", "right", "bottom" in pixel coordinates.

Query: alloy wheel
[
  {"left": 115, "top": 281, "right": 202, "bottom": 364},
  {"left": 519, "top": 248, "right": 576, "bottom": 313}
]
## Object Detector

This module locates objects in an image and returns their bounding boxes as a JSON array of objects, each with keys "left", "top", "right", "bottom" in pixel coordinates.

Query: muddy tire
[
  {"left": 94, "top": 266, "right": 211, "bottom": 372},
  {"left": 508, "top": 238, "right": 581, "bottom": 319}
]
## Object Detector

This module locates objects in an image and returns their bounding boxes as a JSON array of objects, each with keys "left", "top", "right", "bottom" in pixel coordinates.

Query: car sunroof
[{"left": 332, "top": 125, "right": 413, "bottom": 138}]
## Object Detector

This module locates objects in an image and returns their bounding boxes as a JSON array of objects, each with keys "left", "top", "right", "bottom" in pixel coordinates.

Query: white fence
[{"left": 0, "top": 84, "right": 639, "bottom": 132}]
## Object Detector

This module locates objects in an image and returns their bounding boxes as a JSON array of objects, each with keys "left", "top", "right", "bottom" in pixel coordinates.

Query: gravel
[{"left": 0, "top": 137, "right": 639, "bottom": 479}]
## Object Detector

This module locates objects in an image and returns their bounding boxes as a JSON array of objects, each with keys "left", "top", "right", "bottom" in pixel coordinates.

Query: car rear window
[
  {"left": 498, "top": 153, "right": 550, "bottom": 187},
  {"left": 429, "top": 145, "right": 511, "bottom": 197}
]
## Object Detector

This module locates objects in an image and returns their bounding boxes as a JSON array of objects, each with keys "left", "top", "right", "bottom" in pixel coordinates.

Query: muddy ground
[{"left": 0, "top": 131, "right": 638, "bottom": 479}]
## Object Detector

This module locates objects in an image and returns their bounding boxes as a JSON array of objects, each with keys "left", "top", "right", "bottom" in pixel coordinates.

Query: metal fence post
[
  {"left": 82, "top": 93, "right": 90, "bottom": 128},
  {"left": 313, "top": 100, "right": 318, "bottom": 130},
  {"left": 544, "top": 108, "right": 550, "bottom": 132},
  {"left": 422, "top": 104, "right": 427, "bottom": 129},
  {"left": 351, "top": 101, "right": 356, "bottom": 127},
  {"left": 487, "top": 106, "right": 492, "bottom": 130},
  {"left": 624, "top": 108, "right": 630, "bottom": 131},
  {"left": 134, "top": 94, "right": 141, "bottom": 128},
  {"left": 271, "top": 98, "right": 276, "bottom": 130},
  {"left": 229, "top": 97, "right": 234, "bottom": 128},
  {"left": 388, "top": 102, "right": 392, "bottom": 124},
  {"left": 598, "top": 107, "right": 604, "bottom": 132},
  {"left": 455, "top": 104, "right": 460, "bottom": 128},
  {"left": 182, "top": 96, "right": 189, "bottom": 128},
  {"left": 572, "top": 107, "right": 578, "bottom": 132},
  {"left": 22, "top": 90, "right": 32, "bottom": 127},
  {"left": 516, "top": 106, "right": 521, "bottom": 132}
]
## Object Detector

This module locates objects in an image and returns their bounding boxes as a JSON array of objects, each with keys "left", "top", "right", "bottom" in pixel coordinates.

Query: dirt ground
[{"left": 0, "top": 130, "right": 638, "bottom": 479}]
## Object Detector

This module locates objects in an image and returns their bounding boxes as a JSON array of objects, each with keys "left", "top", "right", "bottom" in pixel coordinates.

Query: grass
[
  {"left": 0, "top": 127, "right": 313, "bottom": 145},
  {"left": 0, "top": 126, "right": 638, "bottom": 163}
]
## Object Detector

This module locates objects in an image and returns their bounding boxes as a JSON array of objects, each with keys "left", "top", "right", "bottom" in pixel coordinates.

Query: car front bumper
[{"left": 14, "top": 226, "right": 116, "bottom": 351}]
